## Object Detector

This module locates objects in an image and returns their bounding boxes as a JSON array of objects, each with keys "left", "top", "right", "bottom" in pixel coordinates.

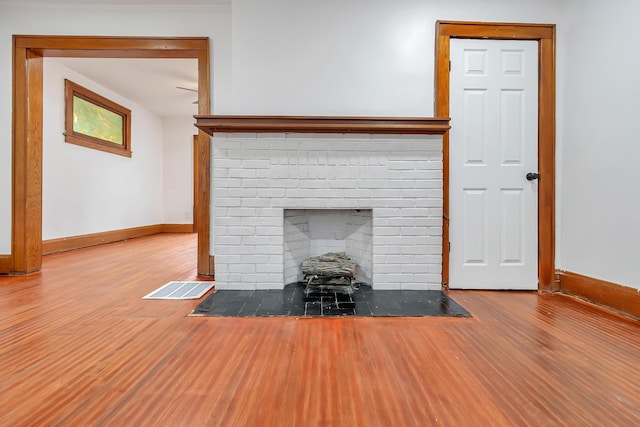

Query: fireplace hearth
[{"left": 191, "top": 283, "right": 471, "bottom": 317}]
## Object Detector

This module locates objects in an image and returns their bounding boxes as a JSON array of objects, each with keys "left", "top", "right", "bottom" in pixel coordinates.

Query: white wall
[
  {"left": 230, "top": 0, "right": 569, "bottom": 274},
  {"left": 1, "top": 0, "right": 572, "bottom": 271},
  {"left": 231, "top": 0, "right": 564, "bottom": 116},
  {"left": 42, "top": 59, "right": 163, "bottom": 239},
  {"left": 162, "top": 118, "right": 195, "bottom": 224},
  {"left": 559, "top": 0, "right": 640, "bottom": 290},
  {"left": 0, "top": 2, "right": 231, "bottom": 253},
  {"left": 13, "top": 0, "right": 635, "bottom": 293}
]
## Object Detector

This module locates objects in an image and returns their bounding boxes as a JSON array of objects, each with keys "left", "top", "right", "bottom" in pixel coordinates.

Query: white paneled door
[{"left": 449, "top": 39, "right": 539, "bottom": 290}]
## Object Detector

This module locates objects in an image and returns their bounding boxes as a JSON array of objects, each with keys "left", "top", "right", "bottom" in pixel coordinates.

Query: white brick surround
[{"left": 212, "top": 133, "right": 443, "bottom": 290}]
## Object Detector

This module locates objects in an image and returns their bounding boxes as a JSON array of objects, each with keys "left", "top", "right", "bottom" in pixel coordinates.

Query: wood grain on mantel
[{"left": 194, "top": 115, "right": 450, "bottom": 136}]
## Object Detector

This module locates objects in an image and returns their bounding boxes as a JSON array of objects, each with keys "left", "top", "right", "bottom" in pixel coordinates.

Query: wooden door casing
[{"left": 435, "top": 21, "right": 556, "bottom": 291}]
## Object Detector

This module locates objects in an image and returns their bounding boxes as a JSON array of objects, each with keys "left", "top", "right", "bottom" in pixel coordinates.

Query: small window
[{"left": 64, "top": 79, "right": 132, "bottom": 157}]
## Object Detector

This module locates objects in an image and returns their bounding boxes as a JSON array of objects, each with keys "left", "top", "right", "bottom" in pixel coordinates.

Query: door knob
[{"left": 526, "top": 172, "right": 540, "bottom": 181}]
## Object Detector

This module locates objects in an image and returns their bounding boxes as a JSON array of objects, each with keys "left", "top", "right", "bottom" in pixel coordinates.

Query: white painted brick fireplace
[{"left": 212, "top": 132, "right": 443, "bottom": 290}]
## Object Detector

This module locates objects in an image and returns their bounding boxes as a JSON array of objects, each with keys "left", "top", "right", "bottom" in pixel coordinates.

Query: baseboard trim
[
  {"left": 0, "top": 255, "right": 11, "bottom": 274},
  {"left": 194, "top": 256, "right": 216, "bottom": 280},
  {"left": 161, "top": 224, "right": 195, "bottom": 233},
  {"left": 42, "top": 224, "right": 193, "bottom": 255},
  {"left": 557, "top": 270, "right": 640, "bottom": 320}
]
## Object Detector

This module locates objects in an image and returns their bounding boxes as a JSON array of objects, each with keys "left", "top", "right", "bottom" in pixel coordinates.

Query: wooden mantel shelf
[{"left": 194, "top": 115, "right": 450, "bottom": 136}]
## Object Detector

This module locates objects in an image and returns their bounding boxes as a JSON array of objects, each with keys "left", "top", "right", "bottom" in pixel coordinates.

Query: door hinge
[
  {"left": 449, "top": 242, "right": 451, "bottom": 253},
  {"left": 449, "top": 60, "right": 452, "bottom": 72}
]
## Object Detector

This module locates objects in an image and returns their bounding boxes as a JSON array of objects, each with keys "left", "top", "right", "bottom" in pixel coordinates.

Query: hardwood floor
[{"left": 0, "top": 233, "right": 638, "bottom": 426}]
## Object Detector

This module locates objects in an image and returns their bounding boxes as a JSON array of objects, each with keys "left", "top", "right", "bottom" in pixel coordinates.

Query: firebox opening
[{"left": 284, "top": 209, "right": 373, "bottom": 287}]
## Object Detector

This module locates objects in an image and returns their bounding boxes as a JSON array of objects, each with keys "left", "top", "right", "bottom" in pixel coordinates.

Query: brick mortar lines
[{"left": 212, "top": 134, "right": 443, "bottom": 290}]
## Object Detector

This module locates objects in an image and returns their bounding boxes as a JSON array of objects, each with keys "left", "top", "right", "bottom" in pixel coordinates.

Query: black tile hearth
[{"left": 190, "top": 282, "right": 471, "bottom": 318}]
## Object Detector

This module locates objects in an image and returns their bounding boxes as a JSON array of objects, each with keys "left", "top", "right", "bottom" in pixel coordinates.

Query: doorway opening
[{"left": 11, "top": 35, "right": 212, "bottom": 276}]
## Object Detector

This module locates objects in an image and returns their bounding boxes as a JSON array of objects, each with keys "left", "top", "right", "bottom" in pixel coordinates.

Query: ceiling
[{"left": 51, "top": 57, "right": 199, "bottom": 119}]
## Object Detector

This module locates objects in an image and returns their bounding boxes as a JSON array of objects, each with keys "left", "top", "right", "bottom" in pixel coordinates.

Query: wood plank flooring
[{"left": 0, "top": 233, "right": 638, "bottom": 426}]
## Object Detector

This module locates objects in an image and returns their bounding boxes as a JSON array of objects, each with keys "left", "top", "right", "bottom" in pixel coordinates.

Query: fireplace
[
  {"left": 284, "top": 209, "right": 373, "bottom": 286},
  {"left": 211, "top": 132, "right": 444, "bottom": 290},
  {"left": 201, "top": 116, "right": 449, "bottom": 291}
]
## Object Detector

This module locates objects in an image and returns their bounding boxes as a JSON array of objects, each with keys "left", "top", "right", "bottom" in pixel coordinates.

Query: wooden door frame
[
  {"left": 193, "top": 135, "right": 198, "bottom": 234},
  {"left": 10, "top": 35, "right": 213, "bottom": 276},
  {"left": 435, "top": 21, "right": 556, "bottom": 292}
]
